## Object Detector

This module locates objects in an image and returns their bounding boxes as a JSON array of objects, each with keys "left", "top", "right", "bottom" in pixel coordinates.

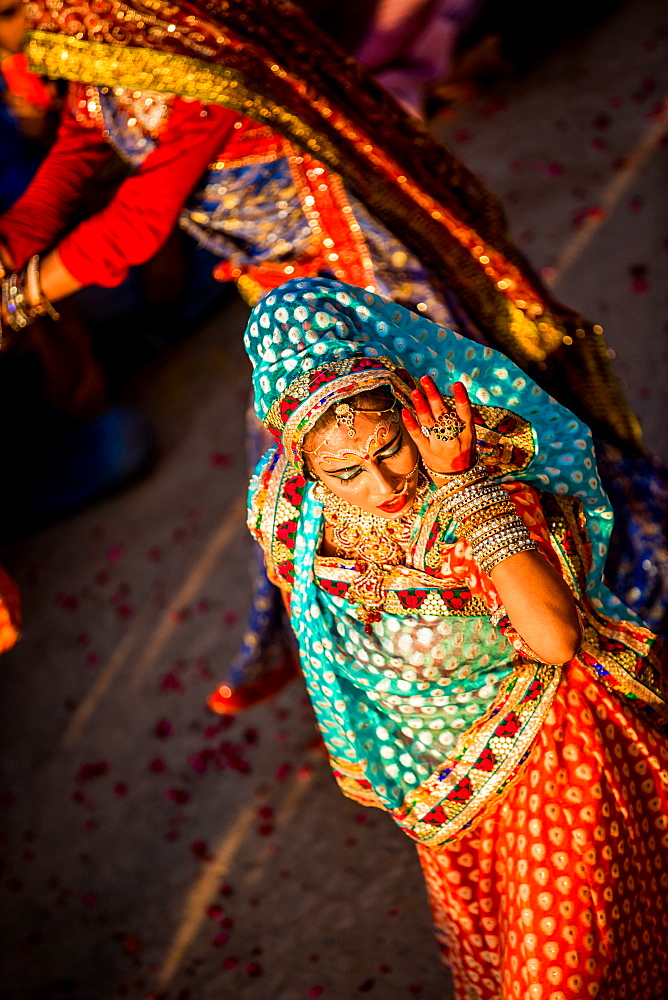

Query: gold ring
[{"left": 430, "top": 410, "right": 465, "bottom": 441}]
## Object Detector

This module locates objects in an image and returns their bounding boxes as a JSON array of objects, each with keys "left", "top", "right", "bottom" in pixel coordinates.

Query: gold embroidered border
[
  {"left": 259, "top": 452, "right": 289, "bottom": 590},
  {"left": 314, "top": 559, "right": 490, "bottom": 618},
  {"left": 399, "top": 660, "right": 562, "bottom": 848},
  {"left": 328, "top": 755, "right": 385, "bottom": 810},
  {"left": 27, "top": 31, "right": 340, "bottom": 162},
  {"left": 543, "top": 493, "right": 666, "bottom": 711}
]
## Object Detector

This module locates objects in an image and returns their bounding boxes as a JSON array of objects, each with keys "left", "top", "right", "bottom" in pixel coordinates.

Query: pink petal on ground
[
  {"left": 160, "top": 672, "right": 185, "bottom": 693},
  {"left": 210, "top": 453, "right": 232, "bottom": 468},
  {"left": 123, "top": 935, "right": 142, "bottom": 956},
  {"left": 76, "top": 761, "right": 110, "bottom": 782},
  {"left": 154, "top": 719, "right": 173, "bottom": 739},
  {"left": 165, "top": 788, "right": 190, "bottom": 805},
  {"left": 191, "top": 840, "right": 212, "bottom": 861}
]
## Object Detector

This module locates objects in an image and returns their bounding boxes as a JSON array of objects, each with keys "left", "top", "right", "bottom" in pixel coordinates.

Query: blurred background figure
[{"left": 0, "top": 1, "right": 154, "bottom": 538}]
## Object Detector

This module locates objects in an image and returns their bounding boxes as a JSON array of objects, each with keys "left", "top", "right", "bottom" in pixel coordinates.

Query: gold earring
[{"left": 312, "top": 481, "right": 330, "bottom": 501}]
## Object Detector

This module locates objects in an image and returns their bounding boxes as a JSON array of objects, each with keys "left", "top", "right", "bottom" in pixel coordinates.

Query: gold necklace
[{"left": 320, "top": 472, "right": 429, "bottom": 632}]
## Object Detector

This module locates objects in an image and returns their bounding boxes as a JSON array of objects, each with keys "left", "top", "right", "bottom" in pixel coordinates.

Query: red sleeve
[
  {"left": 58, "top": 99, "right": 238, "bottom": 288},
  {"left": 0, "top": 99, "right": 112, "bottom": 267}
]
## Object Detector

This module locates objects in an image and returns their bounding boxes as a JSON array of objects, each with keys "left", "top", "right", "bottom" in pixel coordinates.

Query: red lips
[{"left": 377, "top": 494, "right": 409, "bottom": 514}]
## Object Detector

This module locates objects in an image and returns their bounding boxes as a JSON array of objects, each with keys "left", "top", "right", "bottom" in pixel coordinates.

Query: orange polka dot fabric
[{"left": 416, "top": 660, "right": 668, "bottom": 1000}]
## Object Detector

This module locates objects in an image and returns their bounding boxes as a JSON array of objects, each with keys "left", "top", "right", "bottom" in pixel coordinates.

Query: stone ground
[{"left": 0, "top": 1, "right": 666, "bottom": 998}]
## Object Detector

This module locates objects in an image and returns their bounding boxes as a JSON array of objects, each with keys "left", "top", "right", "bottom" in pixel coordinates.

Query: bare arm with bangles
[{"left": 402, "top": 377, "right": 582, "bottom": 665}]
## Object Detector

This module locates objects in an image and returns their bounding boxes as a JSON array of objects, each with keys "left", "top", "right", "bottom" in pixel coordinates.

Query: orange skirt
[{"left": 416, "top": 660, "right": 668, "bottom": 1000}]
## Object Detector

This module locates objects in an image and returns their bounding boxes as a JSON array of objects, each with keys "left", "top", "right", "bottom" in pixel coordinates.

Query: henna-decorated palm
[{"left": 401, "top": 377, "right": 477, "bottom": 475}]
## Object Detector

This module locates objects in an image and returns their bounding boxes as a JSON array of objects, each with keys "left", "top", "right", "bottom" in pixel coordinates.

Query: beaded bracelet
[{"left": 2, "top": 255, "right": 60, "bottom": 334}]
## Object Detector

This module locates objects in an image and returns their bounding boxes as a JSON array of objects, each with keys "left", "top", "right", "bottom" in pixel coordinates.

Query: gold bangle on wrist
[
  {"left": 434, "top": 466, "right": 538, "bottom": 574},
  {"left": 1, "top": 254, "right": 60, "bottom": 334}
]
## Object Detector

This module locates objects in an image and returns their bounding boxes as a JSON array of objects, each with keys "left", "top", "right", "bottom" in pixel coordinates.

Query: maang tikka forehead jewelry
[{"left": 334, "top": 402, "right": 356, "bottom": 438}]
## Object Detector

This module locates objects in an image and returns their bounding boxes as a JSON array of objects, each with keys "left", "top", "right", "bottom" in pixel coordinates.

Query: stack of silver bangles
[
  {"left": 1, "top": 254, "right": 60, "bottom": 349},
  {"left": 434, "top": 462, "right": 537, "bottom": 575}
]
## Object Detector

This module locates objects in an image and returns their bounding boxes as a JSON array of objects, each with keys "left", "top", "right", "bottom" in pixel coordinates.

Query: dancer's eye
[
  {"left": 331, "top": 465, "right": 363, "bottom": 482},
  {"left": 378, "top": 435, "right": 403, "bottom": 461},
  {"left": 326, "top": 434, "right": 404, "bottom": 481}
]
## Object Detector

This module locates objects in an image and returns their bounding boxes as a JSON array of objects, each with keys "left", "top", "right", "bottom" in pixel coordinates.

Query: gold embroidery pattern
[
  {"left": 397, "top": 661, "right": 562, "bottom": 848},
  {"left": 542, "top": 493, "right": 668, "bottom": 714},
  {"left": 314, "top": 559, "right": 490, "bottom": 618},
  {"left": 328, "top": 755, "right": 385, "bottom": 810}
]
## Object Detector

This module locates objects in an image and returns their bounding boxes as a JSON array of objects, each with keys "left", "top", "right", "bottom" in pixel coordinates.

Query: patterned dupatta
[
  {"left": 244, "top": 277, "right": 666, "bottom": 847},
  {"left": 23, "top": 0, "right": 640, "bottom": 451}
]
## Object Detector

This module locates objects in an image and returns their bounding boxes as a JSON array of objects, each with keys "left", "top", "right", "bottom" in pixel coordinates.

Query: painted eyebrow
[{"left": 320, "top": 431, "right": 403, "bottom": 474}]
